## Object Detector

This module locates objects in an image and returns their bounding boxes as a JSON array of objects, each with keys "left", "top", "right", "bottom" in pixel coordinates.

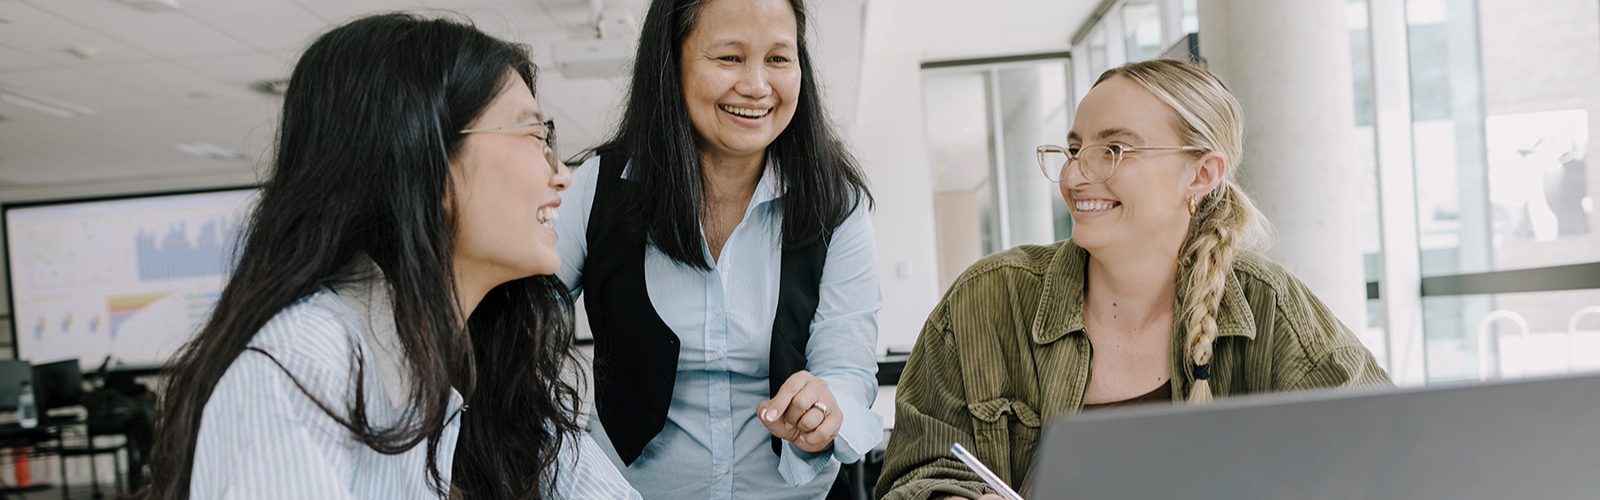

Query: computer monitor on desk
[
  {"left": 1030, "top": 373, "right": 1600, "bottom": 500},
  {"left": 32, "top": 359, "right": 83, "bottom": 413},
  {"left": 0, "top": 360, "right": 34, "bottom": 412}
]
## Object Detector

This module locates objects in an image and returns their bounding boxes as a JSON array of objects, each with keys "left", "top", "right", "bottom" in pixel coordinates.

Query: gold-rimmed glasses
[
  {"left": 460, "top": 119, "right": 560, "bottom": 170},
  {"left": 1036, "top": 143, "right": 1206, "bottom": 183}
]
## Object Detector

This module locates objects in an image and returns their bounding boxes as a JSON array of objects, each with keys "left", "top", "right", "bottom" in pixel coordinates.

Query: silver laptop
[{"left": 1029, "top": 373, "right": 1600, "bottom": 500}]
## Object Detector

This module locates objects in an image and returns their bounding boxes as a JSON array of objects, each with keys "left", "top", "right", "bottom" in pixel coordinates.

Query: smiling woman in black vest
[{"left": 550, "top": 0, "right": 882, "bottom": 498}]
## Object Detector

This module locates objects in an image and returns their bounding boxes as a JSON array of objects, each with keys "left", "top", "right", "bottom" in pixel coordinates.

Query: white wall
[
  {"left": 861, "top": 0, "right": 1095, "bottom": 59},
  {"left": 852, "top": 51, "right": 943, "bottom": 352},
  {"left": 808, "top": 0, "right": 868, "bottom": 126}
]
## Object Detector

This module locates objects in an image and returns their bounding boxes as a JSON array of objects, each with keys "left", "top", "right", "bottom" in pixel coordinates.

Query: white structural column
[
  {"left": 1366, "top": 0, "right": 1428, "bottom": 385},
  {"left": 1197, "top": 0, "right": 1369, "bottom": 335}
]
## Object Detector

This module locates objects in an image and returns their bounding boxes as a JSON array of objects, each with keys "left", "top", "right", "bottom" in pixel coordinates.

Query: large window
[
  {"left": 1069, "top": 0, "right": 1600, "bottom": 384},
  {"left": 1402, "top": 0, "right": 1600, "bottom": 382},
  {"left": 1121, "top": 0, "right": 1164, "bottom": 62}
]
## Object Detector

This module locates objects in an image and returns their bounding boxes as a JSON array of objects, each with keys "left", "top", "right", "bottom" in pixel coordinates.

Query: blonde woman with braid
[{"left": 874, "top": 59, "right": 1391, "bottom": 500}]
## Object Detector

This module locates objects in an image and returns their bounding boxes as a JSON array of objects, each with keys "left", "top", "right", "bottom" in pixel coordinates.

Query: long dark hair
[
  {"left": 141, "top": 13, "right": 582, "bottom": 500},
  {"left": 593, "top": 0, "right": 873, "bottom": 269}
]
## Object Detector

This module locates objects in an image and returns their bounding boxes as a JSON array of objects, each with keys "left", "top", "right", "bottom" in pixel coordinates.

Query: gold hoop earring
[{"left": 1187, "top": 197, "right": 1200, "bottom": 217}]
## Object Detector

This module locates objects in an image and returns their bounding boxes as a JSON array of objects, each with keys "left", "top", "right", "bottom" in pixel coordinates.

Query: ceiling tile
[
  {"left": 0, "top": 2, "right": 153, "bottom": 64},
  {"left": 27, "top": 0, "right": 253, "bottom": 58},
  {"left": 0, "top": 67, "right": 151, "bottom": 113},
  {"left": 181, "top": 52, "right": 291, "bottom": 85},
  {"left": 0, "top": 106, "right": 259, "bottom": 184},
  {"left": 75, "top": 60, "right": 256, "bottom": 106},
  {"left": 184, "top": 0, "right": 326, "bottom": 52},
  {"left": 0, "top": 44, "right": 54, "bottom": 72},
  {"left": 196, "top": 101, "right": 278, "bottom": 145},
  {"left": 436, "top": 1, "right": 563, "bottom": 42},
  {"left": 289, "top": 0, "right": 431, "bottom": 24},
  {"left": 0, "top": 0, "right": 749, "bottom": 187}
]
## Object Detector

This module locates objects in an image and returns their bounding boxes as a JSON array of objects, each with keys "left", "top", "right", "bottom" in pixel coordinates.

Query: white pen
[{"left": 949, "top": 442, "right": 1027, "bottom": 500}]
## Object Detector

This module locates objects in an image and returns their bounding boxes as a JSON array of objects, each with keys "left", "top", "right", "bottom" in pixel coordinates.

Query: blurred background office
[{"left": 0, "top": 0, "right": 1595, "bottom": 497}]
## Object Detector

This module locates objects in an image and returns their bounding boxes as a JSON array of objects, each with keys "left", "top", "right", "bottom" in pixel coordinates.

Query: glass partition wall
[{"left": 923, "top": 58, "right": 1073, "bottom": 293}]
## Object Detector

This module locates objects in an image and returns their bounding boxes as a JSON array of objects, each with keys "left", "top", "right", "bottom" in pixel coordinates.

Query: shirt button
[
  {"left": 714, "top": 306, "right": 724, "bottom": 316},
  {"left": 719, "top": 465, "right": 729, "bottom": 475},
  {"left": 721, "top": 261, "right": 730, "bottom": 271},
  {"left": 718, "top": 422, "right": 729, "bottom": 431},
  {"left": 713, "top": 350, "right": 724, "bottom": 359},
  {"left": 716, "top": 382, "right": 727, "bottom": 390}
]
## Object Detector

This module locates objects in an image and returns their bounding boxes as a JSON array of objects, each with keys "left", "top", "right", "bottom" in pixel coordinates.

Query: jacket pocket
[{"left": 965, "top": 398, "right": 1043, "bottom": 487}]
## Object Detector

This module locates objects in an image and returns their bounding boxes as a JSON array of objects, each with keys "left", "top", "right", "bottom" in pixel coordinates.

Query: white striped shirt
[{"left": 190, "top": 275, "right": 641, "bottom": 499}]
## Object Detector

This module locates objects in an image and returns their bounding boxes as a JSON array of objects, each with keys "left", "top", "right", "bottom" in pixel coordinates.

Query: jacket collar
[{"left": 1030, "top": 240, "right": 1258, "bottom": 345}]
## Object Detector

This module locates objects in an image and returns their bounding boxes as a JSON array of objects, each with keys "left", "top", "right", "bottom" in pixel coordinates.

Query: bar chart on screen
[
  {"left": 134, "top": 217, "right": 240, "bottom": 281},
  {"left": 5, "top": 189, "right": 258, "bottom": 369}
]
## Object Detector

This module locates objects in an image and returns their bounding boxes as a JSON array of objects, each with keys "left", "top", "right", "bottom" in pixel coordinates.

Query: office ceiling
[
  {"left": 0, "top": 0, "right": 868, "bottom": 195},
  {"left": 0, "top": 0, "right": 1099, "bottom": 198}
]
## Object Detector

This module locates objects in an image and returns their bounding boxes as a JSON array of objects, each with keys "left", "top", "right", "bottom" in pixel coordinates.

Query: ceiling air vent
[{"left": 250, "top": 79, "right": 288, "bottom": 96}]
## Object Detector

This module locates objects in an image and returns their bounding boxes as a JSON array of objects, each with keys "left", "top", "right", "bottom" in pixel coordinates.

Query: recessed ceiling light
[
  {"left": 176, "top": 142, "right": 248, "bottom": 162},
  {"left": 0, "top": 87, "right": 96, "bottom": 118},
  {"left": 114, "top": 0, "right": 182, "bottom": 12}
]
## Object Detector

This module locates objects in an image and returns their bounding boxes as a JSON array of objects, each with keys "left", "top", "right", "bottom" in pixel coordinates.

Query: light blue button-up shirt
[{"left": 555, "top": 155, "right": 885, "bottom": 500}]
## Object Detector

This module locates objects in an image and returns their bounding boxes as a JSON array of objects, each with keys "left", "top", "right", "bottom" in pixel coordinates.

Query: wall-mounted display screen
[{"left": 4, "top": 188, "right": 258, "bottom": 370}]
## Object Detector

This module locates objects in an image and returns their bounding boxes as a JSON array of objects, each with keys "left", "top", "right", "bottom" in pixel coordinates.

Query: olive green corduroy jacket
[{"left": 875, "top": 240, "right": 1392, "bottom": 500}]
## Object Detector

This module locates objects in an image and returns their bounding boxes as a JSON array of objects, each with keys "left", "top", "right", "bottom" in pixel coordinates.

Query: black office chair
[{"left": 826, "top": 448, "right": 888, "bottom": 500}]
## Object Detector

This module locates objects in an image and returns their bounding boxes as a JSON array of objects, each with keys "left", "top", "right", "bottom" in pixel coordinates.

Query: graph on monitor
[{"left": 5, "top": 189, "right": 258, "bottom": 369}]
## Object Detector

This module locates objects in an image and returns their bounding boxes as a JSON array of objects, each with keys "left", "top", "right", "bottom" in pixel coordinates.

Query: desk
[
  {"left": 0, "top": 417, "right": 76, "bottom": 497},
  {"left": 0, "top": 415, "right": 138, "bottom": 499}
]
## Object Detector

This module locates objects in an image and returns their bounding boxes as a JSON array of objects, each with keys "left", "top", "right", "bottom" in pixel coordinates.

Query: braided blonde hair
[{"left": 1094, "top": 59, "right": 1270, "bottom": 402}]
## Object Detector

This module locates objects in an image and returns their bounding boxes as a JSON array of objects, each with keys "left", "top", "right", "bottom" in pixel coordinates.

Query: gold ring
[{"left": 812, "top": 402, "right": 829, "bottom": 415}]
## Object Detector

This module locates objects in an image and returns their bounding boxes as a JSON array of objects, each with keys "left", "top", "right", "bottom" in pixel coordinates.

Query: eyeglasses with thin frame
[
  {"left": 1036, "top": 143, "right": 1206, "bottom": 183},
  {"left": 459, "top": 119, "right": 561, "bottom": 171}
]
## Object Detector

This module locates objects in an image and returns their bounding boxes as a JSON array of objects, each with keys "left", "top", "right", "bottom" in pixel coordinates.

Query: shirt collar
[
  {"left": 1030, "top": 240, "right": 1258, "bottom": 345},
  {"left": 619, "top": 154, "right": 784, "bottom": 206},
  {"left": 331, "top": 257, "right": 410, "bottom": 410}
]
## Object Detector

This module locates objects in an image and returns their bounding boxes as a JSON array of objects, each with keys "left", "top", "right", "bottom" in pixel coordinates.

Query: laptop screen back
[{"left": 1030, "top": 374, "right": 1600, "bottom": 500}]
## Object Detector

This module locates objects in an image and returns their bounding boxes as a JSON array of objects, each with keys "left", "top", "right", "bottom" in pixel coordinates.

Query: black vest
[{"left": 582, "top": 154, "right": 829, "bottom": 465}]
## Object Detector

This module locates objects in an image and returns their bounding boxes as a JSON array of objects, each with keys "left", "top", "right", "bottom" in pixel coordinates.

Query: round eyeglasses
[
  {"left": 460, "top": 119, "right": 561, "bottom": 171},
  {"left": 1036, "top": 143, "right": 1206, "bottom": 183}
]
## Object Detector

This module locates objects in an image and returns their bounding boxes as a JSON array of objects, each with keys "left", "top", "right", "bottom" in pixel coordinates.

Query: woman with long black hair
[
  {"left": 552, "top": 0, "right": 882, "bottom": 498},
  {"left": 139, "top": 13, "right": 638, "bottom": 500}
]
